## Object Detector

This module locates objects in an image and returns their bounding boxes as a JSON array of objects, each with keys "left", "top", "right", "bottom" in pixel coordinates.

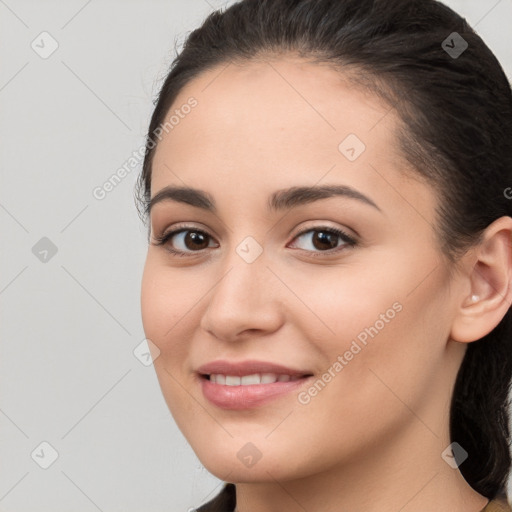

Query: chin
[{"left": 191, "top": 438, "right": 312, "bottom": 483}]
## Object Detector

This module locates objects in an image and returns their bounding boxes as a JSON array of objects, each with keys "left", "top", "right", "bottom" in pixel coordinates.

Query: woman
[{"left": 136, "top": 0, "right": 512, "bottom": 510}]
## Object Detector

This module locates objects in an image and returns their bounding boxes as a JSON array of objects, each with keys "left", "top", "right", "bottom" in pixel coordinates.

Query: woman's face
[{"left": 141, "top": 57, "right": 464, "bottom": 482}]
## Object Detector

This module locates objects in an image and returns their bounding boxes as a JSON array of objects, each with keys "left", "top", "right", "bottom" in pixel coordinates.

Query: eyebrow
[{"left": 148, "top": 184, "right": 382, "bottom": 214}]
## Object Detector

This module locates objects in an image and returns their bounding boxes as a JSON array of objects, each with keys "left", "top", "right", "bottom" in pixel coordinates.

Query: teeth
[
  {"left": 241, "top": 374, "right": 260, "bottom": 385},
  {"left": 226, "top": 375, "right": 241, "bottom": 386},
  {"left": 261, "top": 373, "right": 279, "bottom": 384},
  {"left": 209, "top": 373, "right": 303, "bottom": 385}
]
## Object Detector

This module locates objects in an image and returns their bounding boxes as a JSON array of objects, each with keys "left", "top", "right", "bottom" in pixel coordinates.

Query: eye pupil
[
  {"left": 185, "top": 231, "right": 209, "bottom": 250},
  {"left": 313, "top": 231, "right": 338, "bottom": 250}
]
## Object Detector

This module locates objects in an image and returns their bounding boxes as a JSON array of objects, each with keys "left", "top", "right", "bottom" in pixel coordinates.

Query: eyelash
[{"left": 152, "top": 224, "right": 357, "bottom": 258}]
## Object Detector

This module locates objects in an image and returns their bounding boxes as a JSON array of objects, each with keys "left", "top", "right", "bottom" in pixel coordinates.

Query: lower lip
[{"left": 199, "top": 375, "right": 313, "bottom": 410}]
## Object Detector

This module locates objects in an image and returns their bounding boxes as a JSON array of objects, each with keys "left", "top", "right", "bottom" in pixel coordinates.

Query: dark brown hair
[{"left": 136, "top": 0, "right": 512, "bottom": 499}]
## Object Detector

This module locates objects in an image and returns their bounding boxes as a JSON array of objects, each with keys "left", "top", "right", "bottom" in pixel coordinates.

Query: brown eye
[
  {"left": 180, "top": 230, "right": 210, "bottom": 250},
  {"left": 289, "top": 226, "right": 357, "bottom": 255},
  {"left": 167, "top": 229, "right": 214, "bottom": 252},
  {"left": 153, "top": 227, "right": 218, "bottom": 256},
  {"left": 311, "top": 230, "right": 339, "bottom": 250}
]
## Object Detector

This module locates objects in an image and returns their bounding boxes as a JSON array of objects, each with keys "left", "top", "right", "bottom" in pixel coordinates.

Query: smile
[
  {"left": 205, "top": 373, "right": 306, "bottom": 385},
  {"left": 199, "top": 373, "right": 314, "bottom": 409}
]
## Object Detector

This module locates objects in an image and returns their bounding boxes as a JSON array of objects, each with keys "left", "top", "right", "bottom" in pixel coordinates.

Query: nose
[{"left": 199, "top": 250, "right": 285, "bottom": 342}]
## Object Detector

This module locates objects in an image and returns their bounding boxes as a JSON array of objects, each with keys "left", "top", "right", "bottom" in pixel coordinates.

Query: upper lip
[{"left": 196, "top": 360, "right": 313, "bottom": 377}]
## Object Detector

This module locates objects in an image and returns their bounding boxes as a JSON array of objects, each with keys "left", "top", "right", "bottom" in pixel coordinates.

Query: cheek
[
  {"left": 141, "top": 262, "right": 167, "bottom": 340},
  {"left": 140, "top": 257, "right": 199, "bottom": 414},
  {"left": 283, "top": 261, "right": 404, "bottom": 351},
  {"left": 285, "top": 250, "right": 446, "bottom": 396},
  {"left": 140, "top": 257, "right": 192, "bottom": 357},
  {"left": 320, "top": 279, "right": 449, "bottom": 427}
]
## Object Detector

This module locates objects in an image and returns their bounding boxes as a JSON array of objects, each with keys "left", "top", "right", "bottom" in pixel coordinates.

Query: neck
[{"left": 233, "top": 418, "right": 489, "bottom": 512}]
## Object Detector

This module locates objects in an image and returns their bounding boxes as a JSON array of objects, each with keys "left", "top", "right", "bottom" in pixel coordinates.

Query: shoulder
[
  {"left": 482, "top": 493, "right": 512, "bottom": 512},
  {"left": 190, "top": 484, "right": 512, "bottom": 512},
  {"left": 194, "top": 483, "right": 236, "bottom": 512}
]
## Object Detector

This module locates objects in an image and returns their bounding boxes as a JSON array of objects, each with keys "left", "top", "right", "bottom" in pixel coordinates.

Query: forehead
[
  {"left": 150, "top": 57, "right": 435, "bottom": 220},
  {"left": 153, "top": 57, "right": 393, "bottom": 169}
]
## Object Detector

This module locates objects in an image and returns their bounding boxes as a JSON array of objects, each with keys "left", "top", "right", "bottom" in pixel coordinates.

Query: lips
[
  {"left": 195, "top": 359, "right": 315, "bottom": 409},
  {"left": 196, "top": 359, "right": 313, "bottom": 378}
]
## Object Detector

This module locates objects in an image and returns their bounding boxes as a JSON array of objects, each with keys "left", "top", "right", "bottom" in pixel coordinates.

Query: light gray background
[{"left": 1, "top": 1, "right": 511, "bottom": 510}]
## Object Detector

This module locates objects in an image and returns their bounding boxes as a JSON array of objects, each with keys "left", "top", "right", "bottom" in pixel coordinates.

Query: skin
[{"left": 140, "top": 56, "right": 512, "bottom": 512}]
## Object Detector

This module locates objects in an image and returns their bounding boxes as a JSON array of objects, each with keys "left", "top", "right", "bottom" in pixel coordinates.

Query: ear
[{"left": 450, "top": 216, "right": 512, "bottom": 344}]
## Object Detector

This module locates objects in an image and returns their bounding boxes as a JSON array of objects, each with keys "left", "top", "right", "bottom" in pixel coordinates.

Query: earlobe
[{"left": 449, "top": 216, "right": 512, "bottom": 344}]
